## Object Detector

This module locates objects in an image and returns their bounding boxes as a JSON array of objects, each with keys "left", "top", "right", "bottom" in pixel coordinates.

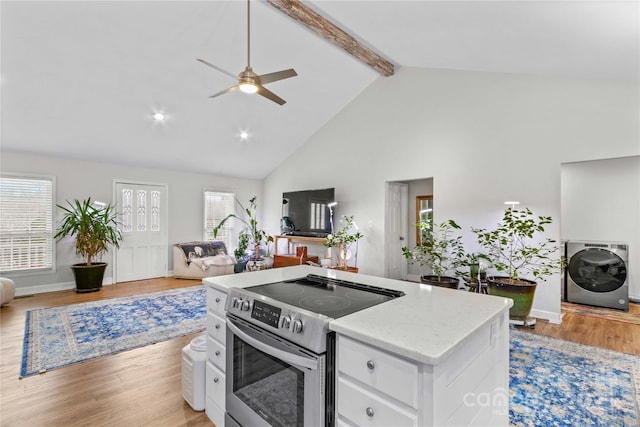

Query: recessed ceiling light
[
  {"left": 240, "top": 131, "right": 249, "bottom": 140},
  {"left": 152, "top": 112, "right": 166, "bottom": 122}
]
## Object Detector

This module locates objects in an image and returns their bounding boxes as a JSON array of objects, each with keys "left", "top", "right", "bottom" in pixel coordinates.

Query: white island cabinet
[
  {"left": 203, "top": 266, "right": 512, "bottom": 427},
  {"left": 333, "top": 313, "right": 510, "bottom": 426},
  {"left": 204, "top": 286, "right": 228, "bottom": 427}
]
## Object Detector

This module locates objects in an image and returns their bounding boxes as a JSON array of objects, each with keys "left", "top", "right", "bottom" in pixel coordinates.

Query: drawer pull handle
[
  {"left": 366, "top": 407, "right": 375, "bottom": 417},
  {"left": 215, "top": 350, "right": 221, "bottom": 356},
  {"left": 213, "top": 377, "right": 219, "bottom": 383},
  {"left": 215, "top": 323, "right": 221, "bottom": 329},
  {"left": 215, "top": 297, "right": 221, "bottom": 303},
  {"left": 366, "top": 360, "right": 375, "bottom": 370}
]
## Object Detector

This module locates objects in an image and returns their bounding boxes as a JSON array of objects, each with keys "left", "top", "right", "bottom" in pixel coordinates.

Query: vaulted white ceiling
[{"left": 1, "top": 1, "right": 638, "bottom": 179}]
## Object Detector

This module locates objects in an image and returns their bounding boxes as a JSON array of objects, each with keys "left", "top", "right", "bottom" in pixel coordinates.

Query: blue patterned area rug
[
  {"left": 20, "top": 286, "right": 206, "bottom": 378},
  {"left": 510, "top": 328, "right": 640, "bottom": 426}
]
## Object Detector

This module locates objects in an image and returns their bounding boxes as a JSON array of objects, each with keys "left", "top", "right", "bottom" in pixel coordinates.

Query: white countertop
[{"left": 203, "top": 266, "right": 513, "bottom": 365}]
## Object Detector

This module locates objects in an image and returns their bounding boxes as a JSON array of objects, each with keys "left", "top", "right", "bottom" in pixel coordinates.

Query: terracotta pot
[
  {"left": 420, "top": 275, "right": 460, "bottom": 289},
  {"left": 486, "top": 276, "right": 537, "bottom": 321},
  {"left": 70, "top": 263, "right": 107, "bottom": 293}
]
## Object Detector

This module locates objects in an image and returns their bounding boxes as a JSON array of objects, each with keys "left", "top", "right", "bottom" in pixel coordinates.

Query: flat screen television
[{"left": 282, "top": 188, "right": 335, "bottom": 237}]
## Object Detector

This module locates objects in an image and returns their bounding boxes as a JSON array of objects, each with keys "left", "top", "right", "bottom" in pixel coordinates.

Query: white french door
[
  {"left": 114, "top": 181, "right": 168, "bottom": 283},
  {"left": 385, "top": 182, "right": 408, "bottom": 280}
]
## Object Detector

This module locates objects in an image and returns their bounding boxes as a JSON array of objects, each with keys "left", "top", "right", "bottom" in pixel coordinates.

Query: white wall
[
  {"left": 1, "top": 151, "right": 261, "bottom": 295},
  {"left": 263, "top": 67, "right": 639, "bottom": 322},
  {"left": 561, "top": 156, "right": 640, "bottom": 299}
]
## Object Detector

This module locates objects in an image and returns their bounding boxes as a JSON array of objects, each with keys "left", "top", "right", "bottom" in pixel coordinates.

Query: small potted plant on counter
[
  {"left": 472, "top": 207, "right": 563, "bottom": 322},
  {"left": 402, "top": 219, "right": 465, "bottom": 289},
  {"left": 324, "top": 215, "right": 363, "bottom": 271},
  {"left": 54, "top": 198, "right": 122, "bottom": 292}
]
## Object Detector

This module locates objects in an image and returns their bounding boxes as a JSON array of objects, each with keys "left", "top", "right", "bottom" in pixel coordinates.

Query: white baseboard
[
  {"left": 15, "top": 276, "right": 114, "bottom": 297},
  {"left": 530, "top": 308, "right": 562, "bottom": 324}
]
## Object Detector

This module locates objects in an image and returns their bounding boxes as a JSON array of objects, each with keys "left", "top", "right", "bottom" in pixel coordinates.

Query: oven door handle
[{"left": 227, "top": 318, "right": 319, "bottom": 371}]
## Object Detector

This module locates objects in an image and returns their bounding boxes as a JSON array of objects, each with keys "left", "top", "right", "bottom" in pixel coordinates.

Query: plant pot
[
  {"left": 263, "top": 256, "right": 274, "bottom": 269},
  {"left": 420, "top": 275, "right": 460, "bottom": 289},
  {"left": 234, "top": 261, "right": 247, "bottom": 273},
  {"left": 245, "top": 259, "right": 266, "bottom": 272},
  {"left": 486, "top": 276, "right": 537, "bottom": 321},
  {"left": 70, "top": 263, "right": 107, "bottom": 293}
]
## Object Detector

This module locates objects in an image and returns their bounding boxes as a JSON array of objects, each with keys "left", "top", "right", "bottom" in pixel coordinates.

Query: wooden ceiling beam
[{"left": 265, "top": 0, "right": 394, "bottom": 77}]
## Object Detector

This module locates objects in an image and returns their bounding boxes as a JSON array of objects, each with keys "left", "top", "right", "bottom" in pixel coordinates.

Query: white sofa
[{"left": 173, "top": 241, "right": 236, "bottom": 279}]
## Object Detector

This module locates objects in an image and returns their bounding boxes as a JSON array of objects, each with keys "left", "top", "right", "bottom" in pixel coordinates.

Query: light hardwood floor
[
  {"left": 2, "top": 277, "right": 640, "bottom": 426},
  {"left": 1, "top": 278, "right": 212, "bottom": 427}
]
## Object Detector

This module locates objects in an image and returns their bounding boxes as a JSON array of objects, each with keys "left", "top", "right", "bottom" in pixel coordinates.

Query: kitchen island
[{"left": 203, "top": 265, "right": 513, "bottom": 427}]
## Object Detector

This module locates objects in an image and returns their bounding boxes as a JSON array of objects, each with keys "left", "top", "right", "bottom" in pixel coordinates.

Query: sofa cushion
[
  {"left": 190, "top": 255, "right": 236, "bottom": 271},
  {"left": 176, "top": 241, "right": 228, "bottom": 265}
]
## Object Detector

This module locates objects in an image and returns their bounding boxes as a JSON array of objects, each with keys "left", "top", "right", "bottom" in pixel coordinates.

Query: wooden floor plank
[{"left": 2, "top": 277, "right": 639, "bottom": 426}]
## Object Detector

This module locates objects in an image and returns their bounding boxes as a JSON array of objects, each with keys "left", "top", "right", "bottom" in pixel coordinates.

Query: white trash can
[{"left": 182, "top": 334, "right": 207, "bottom": 411}]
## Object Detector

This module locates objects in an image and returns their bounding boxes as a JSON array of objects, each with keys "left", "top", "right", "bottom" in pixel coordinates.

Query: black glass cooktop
[{"left": 246, "top": 274, "right": 404, "bottom": 318}]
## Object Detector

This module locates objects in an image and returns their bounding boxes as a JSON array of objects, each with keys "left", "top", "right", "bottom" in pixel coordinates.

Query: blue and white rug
[
  {"left": 510, "top": 328, "right": 640, "bottom": 426},
  {"left": 20, "top": 286, "right": 206, "bottom": 378}
]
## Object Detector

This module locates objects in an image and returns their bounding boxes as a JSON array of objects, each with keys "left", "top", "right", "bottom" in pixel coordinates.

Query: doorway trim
[{"left": 112, "top": 179, "right": 169, "bottom": 283}]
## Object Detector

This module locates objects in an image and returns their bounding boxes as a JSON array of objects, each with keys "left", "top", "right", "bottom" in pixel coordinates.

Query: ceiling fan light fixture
[{"left": 239, "top": 81, "right": 258, "bottom": 94}]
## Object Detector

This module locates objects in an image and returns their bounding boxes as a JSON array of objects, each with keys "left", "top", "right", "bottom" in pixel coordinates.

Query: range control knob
[
  {"left": 231, "top": 297, "right": 241, "bottom": 309},
  {"left": 241, "top": 299, "right": 251, "bottom": 312},
  {"left": 291, "top": 319, "right": 304, "bottom": 333},
  {"left": 280, "top": 315, "right": 292, "bottom": 329}
]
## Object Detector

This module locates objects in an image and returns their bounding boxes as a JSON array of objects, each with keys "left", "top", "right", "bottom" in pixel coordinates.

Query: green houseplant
[
  {"left": 212, "top": 196, "right": 273, "bottom": 271},
  {"left": 233, "top": 231, "right": 250, "bottom": 273},
  {"left": 324, "top": 215, "right": 363, "bottom": 270},
  {"left": 472, "top": 207, "right": 563, "bottom": 320},
  {"left": 402, "top": 219, "right": 465, "bottom": 289},
  {"left": 54, "top": 198, "right": 122, "bottom": 293}
]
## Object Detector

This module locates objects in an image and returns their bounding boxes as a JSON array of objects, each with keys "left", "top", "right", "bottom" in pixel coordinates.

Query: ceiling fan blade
[
  {"left": 256, "top": 85, "right": 286, "bottom": 105},
  {"left": 196, "top": 59, "right": 238, "bottom": 80},
  {"left": 209, "top": 85, "right": 239, "bottom": 99},
  {"left": 257, "top": 69, "right": 298, "bottom": 85}
]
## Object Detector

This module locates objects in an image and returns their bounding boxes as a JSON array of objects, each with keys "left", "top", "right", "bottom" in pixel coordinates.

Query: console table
[{"left": 273, "top": 235, "right": 326, "bottom": 268}]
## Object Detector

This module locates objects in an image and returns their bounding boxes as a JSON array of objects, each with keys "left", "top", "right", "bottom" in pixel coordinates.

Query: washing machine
[{"left": 566, "top": 241, "right": 629, "bottom": 311}]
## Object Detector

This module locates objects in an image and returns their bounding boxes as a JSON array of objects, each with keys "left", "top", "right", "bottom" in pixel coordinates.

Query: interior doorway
[
  {"left": 385, "top": 177, "right": 434, "bottom": 281},
  {"left": 113, "top": 180, "right": 168, "bottom": 283}
]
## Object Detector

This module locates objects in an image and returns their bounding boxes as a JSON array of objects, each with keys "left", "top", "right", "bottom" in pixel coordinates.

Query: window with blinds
[
  {"left": 204, "top": 191, "right": 235, "bottom": 249},
  {"left": 0, "top": 175, "right": 55, "bottom": 272}
]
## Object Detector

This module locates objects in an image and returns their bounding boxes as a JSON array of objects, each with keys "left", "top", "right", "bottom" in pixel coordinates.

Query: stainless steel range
[{"left": 224, "top": 274, "right": 404, "bottom": 427}]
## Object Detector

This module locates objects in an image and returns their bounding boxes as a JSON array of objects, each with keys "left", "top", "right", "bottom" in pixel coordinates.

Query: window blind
[
  {"left": 0, "top": 175, "right": 54, "bottom": 272},
  {"left": 204, "top": 191, "right": 235, "bottom": 249}
]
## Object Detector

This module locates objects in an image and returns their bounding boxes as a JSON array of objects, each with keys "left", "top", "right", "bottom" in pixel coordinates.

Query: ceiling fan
[{"left": 197, "top": 0, "right": 297, "bottom": 105}]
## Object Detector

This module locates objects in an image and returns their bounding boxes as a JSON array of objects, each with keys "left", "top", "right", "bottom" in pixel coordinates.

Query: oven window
[{"left": 233, "top": 335, "right": 304, "bottom": 427}]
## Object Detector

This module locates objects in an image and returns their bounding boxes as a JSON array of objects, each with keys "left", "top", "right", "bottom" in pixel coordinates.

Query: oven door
[{"left": 226, "top": 315, "right": 326, "bottom": 427}]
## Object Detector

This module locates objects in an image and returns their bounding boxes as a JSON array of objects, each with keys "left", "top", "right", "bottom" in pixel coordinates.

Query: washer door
[{"left": 568, "top": 248, "right": 627, "bottom": 293}]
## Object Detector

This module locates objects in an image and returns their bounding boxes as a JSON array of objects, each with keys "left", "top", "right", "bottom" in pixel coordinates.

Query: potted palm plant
[
  {"left": 324, "top": 215, "right": 363, "bottom": 271},
  {"left": 212, "top": 196, "right": 272, "bottom": 271},
  {"left": 472, "top": 207, "right": 563, "bottom": 321},
  {"left": 54, "top": 198, "right": 122, "bottom": 293},
  {"left": 402, "top": 220, "right": 465, "bottom": 289}
]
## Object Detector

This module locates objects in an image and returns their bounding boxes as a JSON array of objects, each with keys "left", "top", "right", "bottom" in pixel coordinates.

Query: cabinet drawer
[
  {"left": 207, "top": 334, "right": 226, "bottom": 371},
  {"left": 207, "top": 287, "right": 227, "bottom": 315},
  {"left": 337, "top": 377, "right": 418, "bottom": 427},
  {"left": 207, "top": 311, "right": 226, "bottom": 344},
  {"left": 338, "top": 336, "right": 419, "bottom": 408},
  {"left": 206, "top": 360, "right": 226, "bottom": 408}
]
